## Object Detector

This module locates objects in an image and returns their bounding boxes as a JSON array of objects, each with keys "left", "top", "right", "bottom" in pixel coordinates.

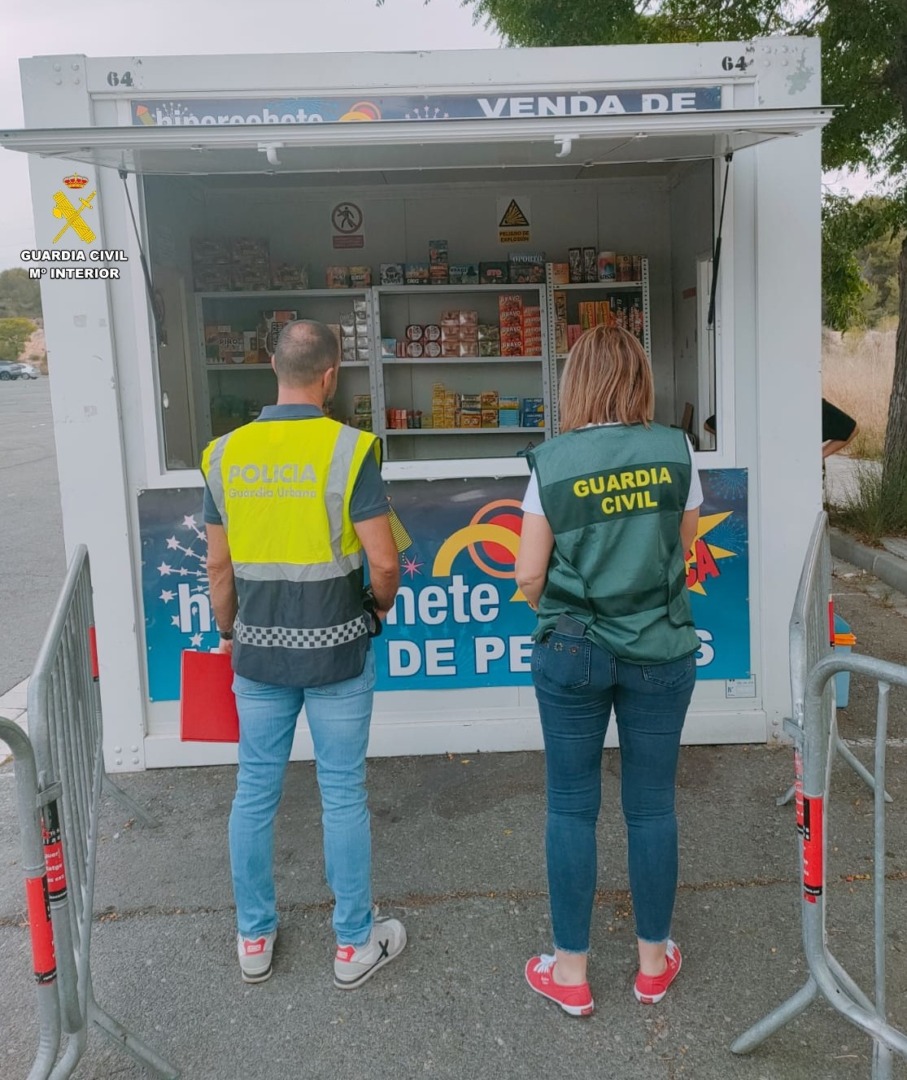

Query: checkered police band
[{"left": 235, "top": 616, "right": 369, "bottom": 649}]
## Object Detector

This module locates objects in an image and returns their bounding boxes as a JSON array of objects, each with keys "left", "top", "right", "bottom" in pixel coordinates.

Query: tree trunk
[{"left": 882, "top": 233, "right": 907, "bottom": 488}]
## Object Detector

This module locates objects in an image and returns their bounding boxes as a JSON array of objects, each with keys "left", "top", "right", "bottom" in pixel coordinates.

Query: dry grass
[{"left": 822, "top": 323, "right": 896, "bottom": 460}]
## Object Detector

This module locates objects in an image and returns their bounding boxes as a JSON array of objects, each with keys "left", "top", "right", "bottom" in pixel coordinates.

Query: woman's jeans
[
  {"left": 229, "top": 649, "right": 376, "bottom": 946},
  {"left": 532, "top": 626, "right": 696, "bottom": 953}
]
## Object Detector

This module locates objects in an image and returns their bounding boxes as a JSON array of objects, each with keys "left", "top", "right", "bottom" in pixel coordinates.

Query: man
[
  {"left": 201, "top": 320, "right": 404, "bottom": 987},
  {"left": 703, "top": 399, "right": 859, "bottom": 460}
]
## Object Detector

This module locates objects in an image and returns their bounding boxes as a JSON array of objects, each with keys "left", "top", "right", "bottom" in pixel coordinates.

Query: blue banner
[
  {"left": 138, "top": 468, "right": 749, "bottom": 702},
  {"left": 130, "top": 87, "right": 722, "bottom": 127}
]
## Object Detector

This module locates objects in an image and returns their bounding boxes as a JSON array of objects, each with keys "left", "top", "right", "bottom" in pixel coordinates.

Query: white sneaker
[
  {"left": 333, "top": 916, "right": 406, "bottom": 989},
  {"left": 237, "top": 931, "right": 276, "bottom": 984}
]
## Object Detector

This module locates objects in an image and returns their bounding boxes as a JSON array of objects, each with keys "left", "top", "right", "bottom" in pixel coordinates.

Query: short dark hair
[{"left": 273, "top": 320, "right": 339, "bottom": 387}]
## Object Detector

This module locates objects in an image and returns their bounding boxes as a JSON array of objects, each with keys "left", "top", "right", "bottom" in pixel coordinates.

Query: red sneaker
[
  {"left": 634, "top": 940, "right": 682, "bottom": 1004},
  {"left": 525, "top": 955, "right": 594, "bottom": 1017}
]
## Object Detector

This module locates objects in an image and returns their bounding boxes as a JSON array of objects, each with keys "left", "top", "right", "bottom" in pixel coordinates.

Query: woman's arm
[
  {"left": 681, "top": 508, "right": 700, "bottom": 560},
  {"left": 515, "top": 512, "right": 555, "bottom": 611}
]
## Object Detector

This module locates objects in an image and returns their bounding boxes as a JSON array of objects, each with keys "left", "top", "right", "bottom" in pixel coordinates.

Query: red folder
[{"left": 179, "top": 650, "right": 239, "bottom": 742}]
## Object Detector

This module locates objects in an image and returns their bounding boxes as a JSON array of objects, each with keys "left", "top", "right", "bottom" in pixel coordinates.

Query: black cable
[
  {"left": 118, "top": 168, "right": 163, "bottom": 346},
  {"left": 708, "top": 152, "right": 733, "bottom": 329}
]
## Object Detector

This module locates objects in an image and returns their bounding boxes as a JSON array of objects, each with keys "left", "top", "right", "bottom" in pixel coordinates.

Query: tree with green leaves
[
  {"left": 0, "top": 268, "right": 42, "bottom": 319},
  {"left": 384, "top": 0, "right": 907, "bottom": 516},
  {"left": 0, "top": 317, "right": 36, "bottom": 362}
]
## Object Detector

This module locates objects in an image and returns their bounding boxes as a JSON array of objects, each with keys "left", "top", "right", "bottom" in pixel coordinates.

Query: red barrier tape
[
  {"left": 802, "top": 795, "right": 825, "bottom": 903},
  {"left": 42, "top": 802, "right": 68, "bottom": 904},
  {"left": 88, "top": 625, "right": 99, "bottom": 681},
  {"left": 25, "top": 875, "right": 56, "bottom": 984}
]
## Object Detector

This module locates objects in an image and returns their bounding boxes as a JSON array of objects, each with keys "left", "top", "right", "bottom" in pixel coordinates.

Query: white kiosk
[{"left": 2, "top": 39, "right": 829, "bottom": 771}]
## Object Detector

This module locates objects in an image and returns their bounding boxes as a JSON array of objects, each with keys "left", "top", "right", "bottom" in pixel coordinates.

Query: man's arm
[
  {"left": 205, "top": 524, "right": 238, "bottom": 651},
  {"left": 353, "top": 514, "right": 400, "bottom": 614}
]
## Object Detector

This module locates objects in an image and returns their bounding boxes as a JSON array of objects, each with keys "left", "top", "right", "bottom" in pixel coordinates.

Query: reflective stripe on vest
[
  {"left": 201, "top": 416, "right": 379, "bottom": 687},
  {"left": 527, "top": 423, "right": 700, "bottom": 664}
]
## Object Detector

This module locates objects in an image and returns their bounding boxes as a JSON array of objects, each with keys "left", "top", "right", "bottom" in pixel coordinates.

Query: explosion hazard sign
[{"left": 497, "top": 197, "right": 530, "bottom": 244}]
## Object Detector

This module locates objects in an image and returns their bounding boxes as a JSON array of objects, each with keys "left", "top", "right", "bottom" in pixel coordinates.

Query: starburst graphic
[
  {"left": 401, "top": 554, "right": 423, "bottom": 579},
  {"left": 686, "top": 511, "right": 737, "bottom": 596}
]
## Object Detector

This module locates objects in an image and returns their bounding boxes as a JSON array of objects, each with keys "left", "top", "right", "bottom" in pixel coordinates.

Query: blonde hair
[{"left": 558, "top": 326, "right": 654, "bottom": 432}]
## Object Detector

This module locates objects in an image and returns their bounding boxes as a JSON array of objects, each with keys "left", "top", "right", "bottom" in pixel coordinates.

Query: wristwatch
[{"left": 219, "top": 630, "right": 234, "bottom": 641}]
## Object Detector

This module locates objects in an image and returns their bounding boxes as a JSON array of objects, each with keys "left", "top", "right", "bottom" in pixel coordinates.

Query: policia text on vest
[{"left": 225, "top": 462, "right": 318, "bottom": 499}]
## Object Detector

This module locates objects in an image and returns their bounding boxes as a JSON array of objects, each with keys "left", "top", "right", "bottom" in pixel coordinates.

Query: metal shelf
[
  {"left": 550, "top": 281, "right": 643, "bottom": 291},
  {"left": 383, "top": 355, "right": 545, "bottom": 365},
  {"left": 197, "top": 289, "right": 369, "bottom": 300},
  {"left": 384, "top": 427, "right": 546, "bottom": 436},
  {"left": 375, "top": 283, "right": 544, "bottom": 295},
  {"left": 205, "top": 364, "right": 274, "bottom": 372}
]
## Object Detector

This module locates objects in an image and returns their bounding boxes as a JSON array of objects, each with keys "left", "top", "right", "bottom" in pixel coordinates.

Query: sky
[
  {"left": 0, "top": 0, "right": 499, "bottom": 269},
  {"left": 0, "top": 0, "right": 882, "bottom": 272}
]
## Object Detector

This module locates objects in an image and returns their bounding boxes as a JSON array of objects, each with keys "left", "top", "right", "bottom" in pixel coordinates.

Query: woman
[{"left": 515, "top": 326, "right": 702, "bottom": 1017}]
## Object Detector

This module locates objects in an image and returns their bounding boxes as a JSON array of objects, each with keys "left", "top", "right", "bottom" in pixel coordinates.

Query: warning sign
[
  {"left": 497, "top": 197, "right": 531, "bottom": 244},
  {"left": 332, "top": 202, "right": 365, "bottom": 249}
]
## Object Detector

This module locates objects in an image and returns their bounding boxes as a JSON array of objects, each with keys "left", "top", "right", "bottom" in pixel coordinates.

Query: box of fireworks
[
  {"left": 204, "top": 325, "right": 227, "bottom": 362},
  {"left": 325, "top": 266, "right": 350, "bottom": 289},
  {"left": 461, "top": 397, "right": 483, "bottom": 413},
  {"left": 500, "top": 325, "right": 524, "bottom": 348},
  {"left": 217, "top": 329, "right": 245, "bottom": 365},
  {"left": 480, "top": 391, "right": 499, "bottom": 409},
  {"left": 498, "top": 295, "right": 524, "bottom": 330},
  {"left": 582, "top": 247, "right": 598, "bottom": 283},
  {"left": 522, "top": 397, "right": 544, "bottom": 416},
  {"left": 405, "top": 341, "right": 425, "bottom": 358},
  {"left": 405, "top": 325, "right": 425, "bottom": 341},
  {"left": 612, "top": 296, "right": 629, "bottom": 330},
  {"left": 508, "top": 252, "right": 546, "bottom": 284},
  {"left": 353, "top": 394, "right": 372, "bottom": 415},
  {"left": 555, "top": 321, "right": 568, "bottom": 355},
  {"left": 460, "top": 410, "right": 482, "bottom": 428},
  {"left": 191, "top": 238, "right": 232, "bottom": 291},
  {"left": 429, "top": 240, "right": 449, "bottom": 266},
  {"left": 429, "top": 266, "right": 450, "bottom": 285},
  {"left": 348, "top": 413, "right": 373, "bottom": 432},
  {"left": 522, "top": 306, "right": 542, "bottom": 327},
  {"left": 613, "top": 254, "right": 631, "bottom": 282},
  {"left": 499, "top": 395, "right": 519, "bottom": 410},
  {"left": 460, "top": 328, "right": 479, "bottom": 346},
  {"left": 551, "top": 262, "right": 570, "bottom": 285},
  {"left": 567, "top": 324, "right": 583, "bottom": 348},
  {"left": 479, "top": 261, "right": 509, "bottom": 284},
  {"left": 632, "top": 255, "right": 644, "bottom": 281},
  {"left": 408, "top": 410, "right": 424, "bottom": 429},
  {"left": 243, "top": 331, "right": 260, "bottom": 364},
  {"left": 554, "top": 290, "right": 568, "bottom": 322},
  {"left": 481, "top": 409, "right": 499, "bottom": 428},
  {"left": 521, "top": 412, "right": 545, "bottom": 428},
  {"left": 459, "top": 310, "right": 478, "bottom": 326},
  {"left": 523, "top": 338, "right": 543, "bottom": 357},
  {"left": 339, "top": 312, "right": 356, "bottom": 337},
  {"left": 578, "top": 302, "right": 595, "bottom": 330},
  {"left": 499, "top": 409, "right": 520, "bottom": 427},
  {"left": 349, "top": 266, "right": 372, "bottom": 288},
  {"left": 259, "top": 310, "right": 298, "bottom": 354},
  {"left": 231, "top": 238, "right": 271, "bottom": 291},
  {"left": 459, "top": 343, "right": 480, "bottom": 357},
  {"left": 381, "top": 337, "right": 397, "bottom": 358},
  {"left": 417, "top": 325, "right": 438, "bottom": 343},
  {"left": 630, "top": 297, "right": 644, "bottom": 338},
  {"left": 270, "top": 262, "right": 309, "bottom": 291},
  {"left": 396, "top": 341, "right": 407, "bottom": 358},
  {"left": 356, "top": 334, "right": 370, "bottom": 352},
  {"left": 449, "top": 263, "right": 480, "bottom": 285},
  {"left": 479, "top": 340, "right": 501, "bottom": 357},
  {"left": 441, "top": 341, "right": 460, "bottom": 358},
  {"left": 440, "top": 326, "right": 461, "bottom": 343},
  {"left": 477, "top": 323, "right": 500, "bottom": 341},
  {"left": 422, "top": 340, "right": 441, "bottom": 358},
  {"left": 404, "top": 262, "right": 431, "bottom": 285},
  {"left": 596, "top": 251, "right": 617, "bottom": 281},
  {"left": 342, "top": 342, "right": 358, "bottom": 363},
  {"left": 353, "top": 297, "right": 369, "bottom": 324},
  {"left": 568, "top": 247, "right": 584, "bottom": 284},
  {"left": 380, "top": 262, "right": 405, "bottom": 285}
]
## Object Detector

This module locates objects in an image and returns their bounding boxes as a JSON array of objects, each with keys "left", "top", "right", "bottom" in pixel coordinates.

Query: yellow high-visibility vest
[{"left": 202, "top": 416, "right": 379, "bottom": 687}]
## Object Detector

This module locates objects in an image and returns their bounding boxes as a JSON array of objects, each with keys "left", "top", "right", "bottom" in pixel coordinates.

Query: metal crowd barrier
[
  {"left": 5, "top": 544, "right": 178, "bottom": 1080},
  {"left": 733, "top": 513, "right": 907, "bottom": 1076}
]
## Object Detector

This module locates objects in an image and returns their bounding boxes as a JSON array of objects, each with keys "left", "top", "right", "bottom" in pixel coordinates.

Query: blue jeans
[
  {"left": 229, "top": 649, "right": 376, "bottom": 945},
  {"left": 532, "top": 630, "right": 695, "bottom": 953}
]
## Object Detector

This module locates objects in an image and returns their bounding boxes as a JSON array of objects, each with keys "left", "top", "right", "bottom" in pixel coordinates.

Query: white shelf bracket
[
  {"left": 553, "top": 133, "right": 579, "bottom": 159},
  {"left": 258, "top": 142, "right": 284, "bottom": 166}
]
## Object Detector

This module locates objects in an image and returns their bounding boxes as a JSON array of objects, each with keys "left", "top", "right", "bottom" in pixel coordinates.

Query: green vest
[{"left": 526, "top": 423, "right": 699, "bottom": 664}]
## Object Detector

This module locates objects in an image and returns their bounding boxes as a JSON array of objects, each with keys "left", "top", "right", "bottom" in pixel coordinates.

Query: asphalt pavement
[
  {"left": 0, "top": 378, "right": 65, "bottom": 696},
  {"left": 0, "top": 567, "right": 905, "bottom": 1079}
]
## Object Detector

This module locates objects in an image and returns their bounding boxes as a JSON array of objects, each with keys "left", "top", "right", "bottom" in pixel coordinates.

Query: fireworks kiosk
[{"left": 2, "top": 38, "right": 829, "bottom": 770}]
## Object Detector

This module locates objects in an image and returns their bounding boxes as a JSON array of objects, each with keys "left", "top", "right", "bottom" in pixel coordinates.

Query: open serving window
[{"left": 2, "top": 107, "right": 830, "bottom": 476}]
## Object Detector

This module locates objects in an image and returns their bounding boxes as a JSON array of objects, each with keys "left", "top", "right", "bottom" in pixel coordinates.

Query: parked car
[
  {"left": 17, "top": 363, "right": 40, "bottom": 379},
  {"left": 0, "top": 361, "right": 26, "bottom": 380}
]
